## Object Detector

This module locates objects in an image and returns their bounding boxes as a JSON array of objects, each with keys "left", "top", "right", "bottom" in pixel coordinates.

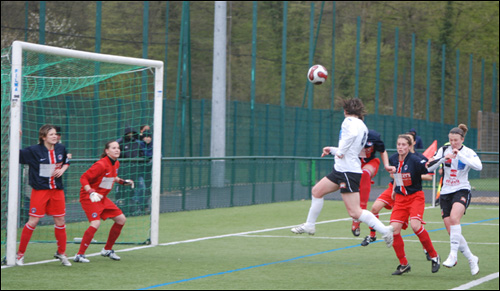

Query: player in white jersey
[
  {"left": 427, "top": 124, "right": 482, "bottom": 275},
  {"left": 291, "top": 99, "right": 394, "bottom": 248}
]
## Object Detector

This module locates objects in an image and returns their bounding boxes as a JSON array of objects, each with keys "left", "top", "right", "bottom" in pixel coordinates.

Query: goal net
[{"left": 2, "top": 41, "right": 163, "bottom": 265}]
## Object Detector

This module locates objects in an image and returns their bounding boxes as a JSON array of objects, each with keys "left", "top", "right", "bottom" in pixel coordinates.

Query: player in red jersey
[
  {"left": 361, "top": 133, "right": 433, "bottom": 249},
  {"left": 73, "top": 141, "right": 134, "bottom": 263},
  {"left": 387, "top": 135, "right": 440, "bottom": 275},
  {"left": 351, "top": 129, "right": 391, "bottom": 237},
  {"left": 16, "top": 124, "right": 71, "bottom": 266}
]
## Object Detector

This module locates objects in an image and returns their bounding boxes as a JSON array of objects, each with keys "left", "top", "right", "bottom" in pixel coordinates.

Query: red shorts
[
  {"left": 361, "top": 158, "right": 381, "bottom": 177},
  {"left": 376, "top": 182, "right": 395, "bottom": 210},
  {"left": 29, "top": 189, "right": 66, "bottom": 218},
  {"left": 80, "top": 197, "right": 123, "bottom": 222},
  {"left": 390, "top": 191, "right": 427, "bottom": 228}
]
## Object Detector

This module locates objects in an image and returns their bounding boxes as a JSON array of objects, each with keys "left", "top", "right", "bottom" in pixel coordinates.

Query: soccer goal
[{"left": 2, "top": 41, "right": 163, "bottom": 266}]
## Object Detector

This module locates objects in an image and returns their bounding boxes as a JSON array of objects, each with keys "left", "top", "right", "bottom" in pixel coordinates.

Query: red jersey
[{"left": 80, "top": 156, "right": 120, "bottom": 200}]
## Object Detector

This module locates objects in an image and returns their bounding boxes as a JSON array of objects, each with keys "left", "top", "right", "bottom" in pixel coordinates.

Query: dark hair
[
  {"left": 100, "top": 140, "right": 120, "bottom": 158},
  {"left": 449, "top": 124, "right": 468, "bottom": 138},
  {"left": 342, "top": 98, "right": 366, "bottom": 119},
  {"left": 405, "top": 131, "right": 416, "bottom": 142},
  {"left": 397, "top": 134, "right": 412, "bottom": 146},
  {"left": 38, "top": 124, "right": 56, "bottom": 144}
]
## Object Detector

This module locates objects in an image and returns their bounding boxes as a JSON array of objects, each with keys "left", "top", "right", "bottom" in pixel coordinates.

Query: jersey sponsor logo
[
  {"left": 457, "top": 160, "right": 466, "bottom": 170},
  {"left": 450, "top": 169, "right": 457, "bottom": 177}
]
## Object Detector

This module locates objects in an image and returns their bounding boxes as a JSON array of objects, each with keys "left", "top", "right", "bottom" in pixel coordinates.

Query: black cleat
[
  {"left": 431, "top": 255, "right": 441, "bottom": 273},
  {"left": 424, "top": 250, "right": 432, "bottom": 261},
  {"left": 392, "top": 264, "right": 411, "bottom": 275},
  {"left": 361, "top": 235, "right": 377, "bottom": 247}
]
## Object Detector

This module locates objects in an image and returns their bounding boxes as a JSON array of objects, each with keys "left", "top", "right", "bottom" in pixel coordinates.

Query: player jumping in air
[
  {"left": 291, "top": 98, "right": 394, "bottom": 248},
  {"left": 351, "top": 129, "right": 391, "bottom": 237}
]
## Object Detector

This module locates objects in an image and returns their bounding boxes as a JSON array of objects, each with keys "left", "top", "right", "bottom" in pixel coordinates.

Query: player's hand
[
  {"left": 386, "top": 166, "right": 396, "bottom": 174},
  {"left": 89, "top": 192, "right": 103, "bottom": 202},
  {"left": 124, "top": 179, "right": 135, "bottom": 189}
]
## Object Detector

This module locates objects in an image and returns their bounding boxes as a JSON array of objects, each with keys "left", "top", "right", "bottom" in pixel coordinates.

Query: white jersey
[
  {"left": 334, "top": 116, "right": 368, "bottom": 173},
  {"left": 427, "top": 145, "right": 482, "bottom": 195}
]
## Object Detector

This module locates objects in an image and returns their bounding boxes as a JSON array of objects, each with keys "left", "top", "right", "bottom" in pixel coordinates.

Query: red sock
[
  {"left": 369, "top": 213, "right": 379, "bottom": 237},
  {"left": 359, "top": 170, "right": 372, "bottom": 210},
  {"left": 78, "top": 226, "right": 98, "bottom": 255},
  {"left": 105, "top": 223, "right": 124, "bottom": 250},
  {"left": 393, "top": 233, "right": 408, "bottom": 265},
  {"left": 18, "top": 223, "right": 35, "bottom": 254},
  {"left": 415, "top": 226, "right": 437, "bottom": 258},
  {"left": 54, "top": 224, "right": 67, "bottom": 254}
]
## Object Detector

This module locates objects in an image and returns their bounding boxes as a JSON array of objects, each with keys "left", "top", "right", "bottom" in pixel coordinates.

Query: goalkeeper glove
[
  {"left": 118, "top": 178, "right": 135, "bottom": 189},
  {"left": 88, "top": 188, "right": 102, "bottom": 202}
]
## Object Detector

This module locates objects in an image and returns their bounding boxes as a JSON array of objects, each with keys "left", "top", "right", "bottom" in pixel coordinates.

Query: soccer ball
[{"left": 307, "top": 64, "right": 328, "bottom": 85}]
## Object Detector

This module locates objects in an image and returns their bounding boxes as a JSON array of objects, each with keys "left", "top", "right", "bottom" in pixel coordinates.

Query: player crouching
[{"left": 74, "top": 141, "right": 134, "bottom": 263}]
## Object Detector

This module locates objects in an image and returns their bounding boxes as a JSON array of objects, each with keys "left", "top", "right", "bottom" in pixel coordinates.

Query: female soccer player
[
  {"left": 16, "top": 124, "right": 71, "bottom": 266},
  {"left": 291, "top": 98, "right": 394, "bottom": 248},
  {"left": 74, "top": 141, "right": 134, "bottom": 263},
  {"left": 387, "top": 135, "right": 440, "bottom": 275},
  {"left": 351, "top": 129, "right": 390, "bottom": 237},
  {"left": 361, "top": 132, "right": 433, "bottom": 249},
  {"left": 427, "top": 124, "right": 482, "bottom": 275}
]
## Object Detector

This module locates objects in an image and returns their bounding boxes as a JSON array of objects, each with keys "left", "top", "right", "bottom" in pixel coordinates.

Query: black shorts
[
  {"left": 325, "top": 168, "right": 362, "bottom": 194},
  {"left": 439, "top": 189, "right": 471, "bottom": 219}
]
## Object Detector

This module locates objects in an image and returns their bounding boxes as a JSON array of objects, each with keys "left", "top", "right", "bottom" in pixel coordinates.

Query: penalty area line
[{"left": 449, "top": 272, "right": 499, "bottom": 290}]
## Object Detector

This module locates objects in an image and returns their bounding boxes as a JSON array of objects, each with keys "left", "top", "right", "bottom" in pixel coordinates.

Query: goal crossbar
[{"left": 7, "top": 41, "right": 164, "bottom": 266}]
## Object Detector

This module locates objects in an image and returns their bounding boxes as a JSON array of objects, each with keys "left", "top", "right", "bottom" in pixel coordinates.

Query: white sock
[
  {"left": 449, "top": 224, "right": 461, "bottom": 257},
  {"left": 305, "top": 197, "right": 324, "bottom": 226},
  {"left": 358, "top": 210, "right": 388, "bottom": 235},
  {"left": 459, "top": 232, "right": 474, "bottom": 260}
]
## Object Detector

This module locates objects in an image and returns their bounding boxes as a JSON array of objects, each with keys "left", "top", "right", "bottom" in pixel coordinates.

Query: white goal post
[{"left": 7, "top": 41, "right": 164, "bottom": 266}]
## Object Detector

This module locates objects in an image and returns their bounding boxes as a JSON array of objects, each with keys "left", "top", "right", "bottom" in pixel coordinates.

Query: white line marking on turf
[
  {"left": 3, "top": 206, "right": 497, "bottom": 269},
  {"left": 449, "top": 272, "right": 499, "bottom": 290}
]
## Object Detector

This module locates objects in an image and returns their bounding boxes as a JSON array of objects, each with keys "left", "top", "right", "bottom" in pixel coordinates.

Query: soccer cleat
[
  {"left": 54, "top": 252, "right": 72, "bottom": 266},
  {"left": 424, "top": 250, "right": 432, "bottom": 261},
  {"left": 392, "top": 264, "right": 411, "bottom": 275},
  {"left": 443, "top": 253, "right": 458, "bottom": 268},
  {"left": 101, "top": 248, "right": 121, "bottom": 261},
  {"left": 74, "top": 254, "right": 90, "bottom": 263},
  {"left": 382, "top": 225, "right": 394, "bottom": 248},
  {"left": 361, "top": 235, "right": 376, "bottom": 247},
  {"left": 15, "top": 253, "right": 24, "bottom": 266},
  {"left": 291, "top": 223, "right": 315, "bottom": 235},
  {"left": 351, "top": 220, "right": 361, "bottom": 237},
  {"left": 469, "top": 255, "right": 479, "bottom": 276},
  {"left": 431, "top": 255, "right": 441, "bottom": 273}
]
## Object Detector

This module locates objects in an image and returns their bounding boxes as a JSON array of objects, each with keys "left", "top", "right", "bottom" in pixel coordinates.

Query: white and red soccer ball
[{"left": 307, "top": 64, "right": 328, "bottom": 85}]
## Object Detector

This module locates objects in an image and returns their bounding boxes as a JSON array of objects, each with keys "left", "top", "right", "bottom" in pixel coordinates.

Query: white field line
[
  {"left": 2, "top": 205, "right": 497, "bottom": 270},
  {"left": 449, "top": 272, "right": 499, "bottom": 290}
]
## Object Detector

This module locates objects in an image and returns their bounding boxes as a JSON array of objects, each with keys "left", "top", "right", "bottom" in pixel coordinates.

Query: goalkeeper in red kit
[{"left": 74, "top": 141, "right": 134, "bottom": 263}]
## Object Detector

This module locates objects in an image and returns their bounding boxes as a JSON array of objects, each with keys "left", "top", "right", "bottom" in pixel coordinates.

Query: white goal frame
[{"left": 7, "top": 41, "right": 164, "bottom": 266}]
